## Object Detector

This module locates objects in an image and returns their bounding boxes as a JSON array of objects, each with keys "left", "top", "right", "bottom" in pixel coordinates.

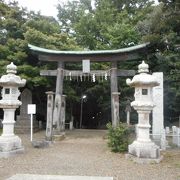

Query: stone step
[
  {"left": 15, "top": 120, "right": 39, "bottom": 126},
  {"left": 15, "top": 120, "right": 39, "bottom": 134},
  {"left": 7, "top": 174, "right": 113, "bottom": 180},
  {"left": 14, "top": 127, "right": 39, "bottom": 134}
]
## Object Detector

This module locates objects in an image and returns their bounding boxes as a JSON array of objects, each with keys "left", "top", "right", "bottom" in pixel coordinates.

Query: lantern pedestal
[
  {"left": 0, "top": 108, "right": 24, "bottom": 158},
  {"left": 129, "top": 108, "right": 161, "bottom": 160},
  {"left": 0, "top": 136, "right": 24, "bottom": 158},
  {"left": 128, "top": 140, "right": 160, "bottom": 159}
]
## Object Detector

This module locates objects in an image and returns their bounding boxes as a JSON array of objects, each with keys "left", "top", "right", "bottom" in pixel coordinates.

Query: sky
[
  {"left": 6, "top": 0, "right": 158, "bottom": 19},
  {"left": 6, "top": 0, "right": 66, "bottom": 18}
]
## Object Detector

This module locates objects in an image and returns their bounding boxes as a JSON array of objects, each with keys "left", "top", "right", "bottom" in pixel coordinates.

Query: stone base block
[
  {"left": 125, "top": 154, "right": 163, "bottom": 164},
  {"left": 52, "top": 129, "right": 65, "bottom": 135},
  {"left": 0, "top": 135, "right": 24, "bottom": 158},
  {"left": 0, "top": 147, "right": 24, "bottom": 158},
  {"left": 53, "top": 134, "right": 65, "bottom": 141},
  {"left": 32, "top": 140, "right": 51, "bottom": 148},
  {"left": 128, "top": 140, "right": 160, "bottom": 159},
  {"left": 152, "top": 138, "right": 161, "bottom": 146},
  {"left": 7, "top": 174, "right": 113, "bottom": 180},
  {"left": 15, "top": 119, "right": 39, "bottom": 134}
]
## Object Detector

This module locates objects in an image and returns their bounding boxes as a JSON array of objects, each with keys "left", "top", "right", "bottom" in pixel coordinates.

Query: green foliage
[
  {"left": 0, "top": 0, "right": 179, "bottom": 123},
  {"left": 136, "top": 1, "right": 180, "bottom": 118},
  {"left": 107, "top": 123, "right": 130, "bottom": 152},
  {"left": 0, "top": 0, "right": 79, "bottom": 87},
  {"left": 57, "top": 0, "right": 153, "bottom": 50},
  {"left": 56, "top": 0, "right": 156, "bottom": 123},
  {"left": 0, "top": 1, "right": 81, "bottom": 121}
]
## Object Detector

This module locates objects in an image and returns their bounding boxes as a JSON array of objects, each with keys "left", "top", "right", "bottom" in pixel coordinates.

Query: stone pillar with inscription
[
  {"left": 126, "top": 61, "right": 162, "bottom": 163},
  {"left": 125, "top": 100, "right": 132, "bottom": 125},
  {"left": 60, "top": 95, "right": 66, "bottom": 133},
  {"left": 152, "top": 72, "right": 164, "bottom": 141},
  {"left": 52, "top": 94, "right": 61, "bottom": 135},
  {"left": 15, "top": 88, "right": 39, "bottom": 133},
  {"left": 45, "top": 91, "right": 54, "bottom": 141}
]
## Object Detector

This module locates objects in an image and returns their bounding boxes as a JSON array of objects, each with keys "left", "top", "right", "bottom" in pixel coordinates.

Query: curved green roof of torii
[{"left": 28, "top": 42, "right": 151, "bottom": 62}]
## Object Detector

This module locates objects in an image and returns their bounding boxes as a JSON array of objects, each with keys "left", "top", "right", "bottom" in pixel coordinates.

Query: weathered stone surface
[
  {"left": 165, "top": 127, "right": 170, "bottom": 134},
  {"left": 15, "top": 119, "right": 39, "bottom": 134},
  {"left": 46, "top": 91, "right": 54, "bottom": 141},
  {"left": 125, "top": 154, "right": 163, "bottom": 164},
  {"left": 110, "top": 61, "right": 119, "bottom": 127},
  {"left": 15, "top": 88, "right": 39, "bottom": 134},
  {"left": 0, "top": 147, "right": 24, "bottom": 158},
  {"left": 0, "top": 135, "right": 24, "bottom": 158},
  {"left": 111, "top": 92, "right": 120, "bottom": 127},
  {"left": 172, "top": 126, "right": 180, "bottom": 147},
  {"left": 32, "top": 140, "right": 50, "bottom": 148},
  {"left": 126, "top": 61, "right": 161, "bottom": 162},
  {"left": 52, "top": 94, "right": 62, "bottom": 134},
  {"left": 125, "top": 100, "right": 131, "bottom": 125},
  {"left": 60, "top": 95, "right": 66, "bottom": 132},
  {"left": 52, "top": 134, "right": 65, "bottom": 141},
  {"left": 20, "top": 88, "right": 32, "bottom": 116},
  {"left": 152, "top": 72, "right": 164, "bottom": 141},
  {"left": 160, "top": 129, "right": 166, "bottom": 150},
  {"left": 0, "top": 62, "right": 26, "bottom": 158},
  {"left": 69, "top": 121, "right": 73, "bottom": 130},
  {"left": 177, "top": 128, "right": 180, "bottom": 147},
  {"left": 52, "top": 94, "right": 66, "bottom": 136},
  {"left": 128, "top": 140, "right": 160, "bottom": 159},
  {"left": 7, "top": 174, "right": 113, "bottom": 180}
]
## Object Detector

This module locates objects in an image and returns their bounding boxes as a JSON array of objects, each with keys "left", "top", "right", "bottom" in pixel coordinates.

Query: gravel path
[{"left": 0, "top": 129, "right": 179, "bottom": 180}]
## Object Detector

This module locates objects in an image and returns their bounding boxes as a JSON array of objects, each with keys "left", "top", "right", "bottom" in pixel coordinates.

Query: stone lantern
[
  {"left": 0, "top": 62, "right": 26, "bottom": 157},
  {"left": 126, "top": 61, "right": 162, "bottom": 163}
]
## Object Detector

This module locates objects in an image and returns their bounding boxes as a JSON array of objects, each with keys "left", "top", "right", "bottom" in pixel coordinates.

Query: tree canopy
[
  {"left": 0, "top": 0, "right": 179, "bottom": 126},
  {"left": 136, "top": 0, "right": 180, "bottom": 120}
]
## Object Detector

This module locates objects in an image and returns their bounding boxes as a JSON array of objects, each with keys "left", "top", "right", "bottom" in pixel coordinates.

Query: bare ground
[{"left": 0, "top": 129, "right": 179, "bottom": 180}]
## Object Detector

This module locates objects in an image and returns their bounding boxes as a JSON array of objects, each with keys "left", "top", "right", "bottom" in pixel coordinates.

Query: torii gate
[{"left": 28, "top": 43, "right": 151, "bottom": 136}]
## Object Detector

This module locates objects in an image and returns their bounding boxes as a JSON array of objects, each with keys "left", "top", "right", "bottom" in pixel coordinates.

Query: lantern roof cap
[
  {"left": 7, "top": 62, "right": 17, "bottom": 74},
  {"left": 0, "top": 62, "right": 26, "bottom": 87},
  {"left": 138, "top": 61, "right": 149, "bottom": 73},
  {"left": 126, "top": 61, "right": 159, "bottom": 87}
]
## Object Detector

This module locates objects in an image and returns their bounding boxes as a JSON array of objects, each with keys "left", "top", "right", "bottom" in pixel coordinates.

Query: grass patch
[{"left": 174, "top": 163, "right": 180, "bottom": 168}]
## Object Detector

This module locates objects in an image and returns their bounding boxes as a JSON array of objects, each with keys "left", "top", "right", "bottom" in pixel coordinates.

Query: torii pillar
[
  {"left": 111, "top": 61, "right": 120, "bottom": 127},
  {"left": 52, "top": 61, "right": 64, "bottom": 135}
]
